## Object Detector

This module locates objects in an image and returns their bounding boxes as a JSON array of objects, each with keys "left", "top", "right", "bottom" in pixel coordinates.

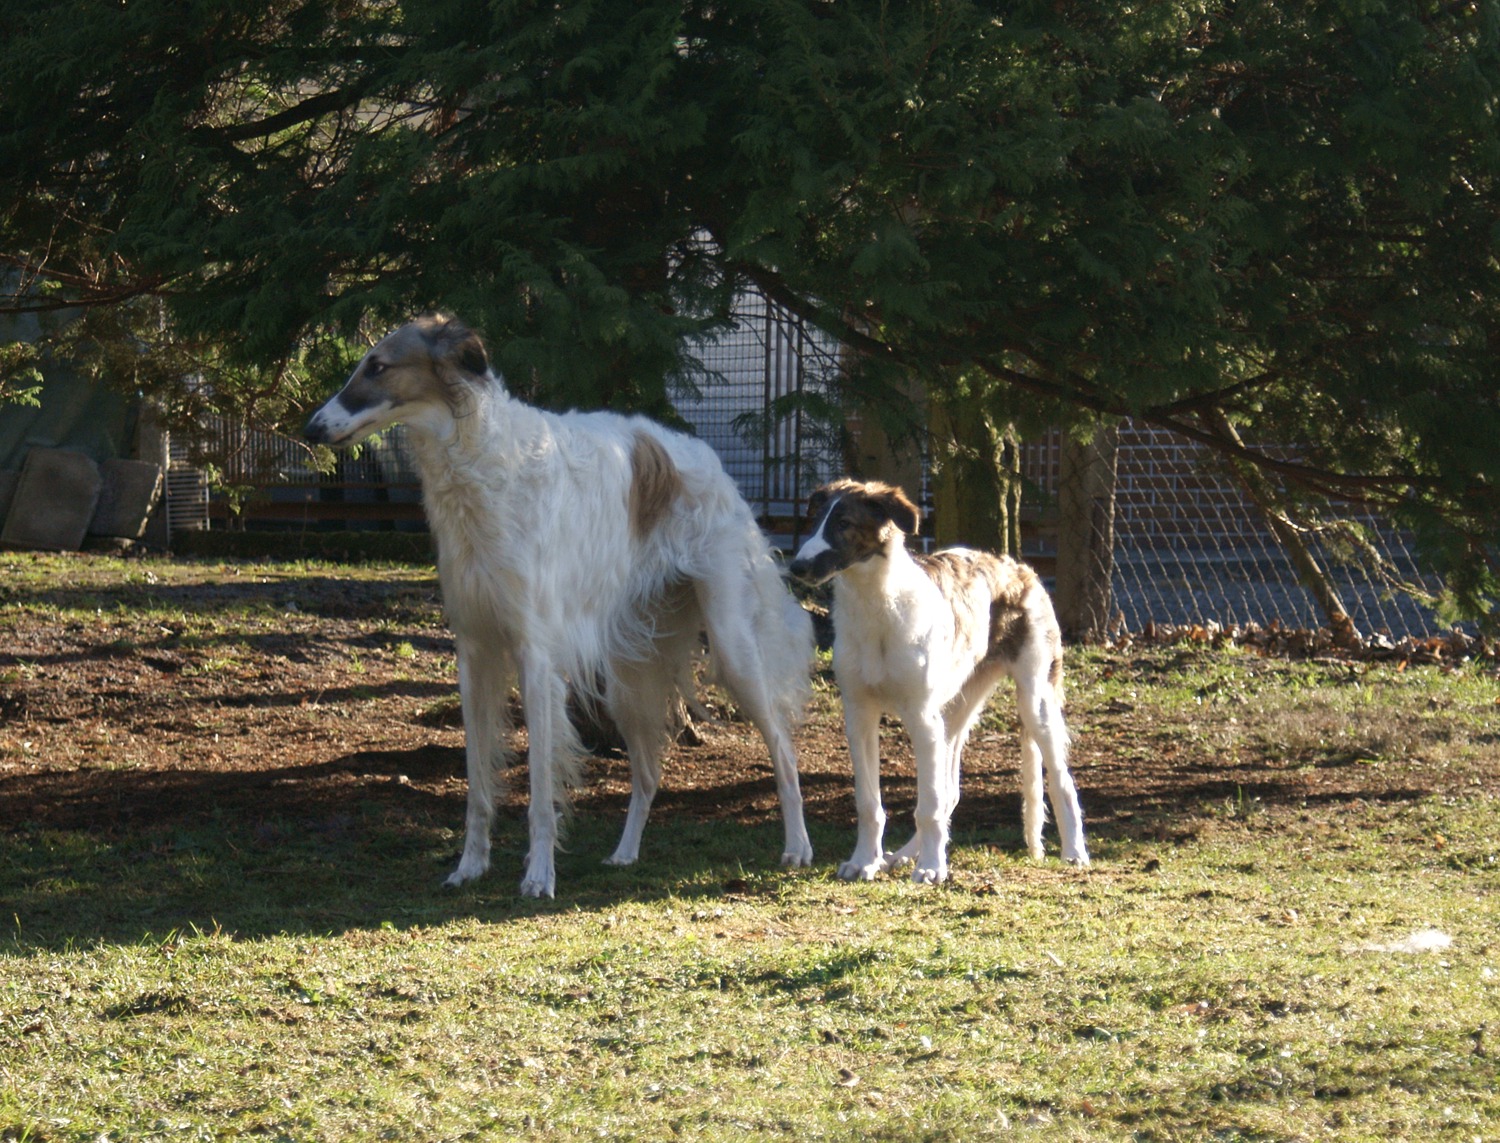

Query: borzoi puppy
[
  {"left": 790, "top": 480, "right": 1088, "bottom": 883},
  {"left": 305, "top": 316, "right": 815, "bottom": 897}
]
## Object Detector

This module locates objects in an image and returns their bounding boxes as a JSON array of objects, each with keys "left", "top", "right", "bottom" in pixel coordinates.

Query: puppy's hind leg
[
  {"left": 1019, "top": 725, "right": 1047, "bottom": 861},
  {"left": 1017, "top": 674, "right": 1088, "bottom": 866}
]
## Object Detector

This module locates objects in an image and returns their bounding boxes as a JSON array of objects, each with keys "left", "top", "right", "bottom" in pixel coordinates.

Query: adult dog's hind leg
[
  {"left": 446, "top": 635, "right": 510, "bottom": 887},
  {"left": 697, "top": 580, "right": 813, "bottom": 868},
  {"left": 519, "top": 649, "right": 572, "bottom": 898},
  {"left": 603, "top": 646, "right": 684, "bottom": 867}
]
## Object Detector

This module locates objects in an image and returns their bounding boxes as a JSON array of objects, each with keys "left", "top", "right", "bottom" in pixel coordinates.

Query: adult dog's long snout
[{"left": 303, "top": 402, "right": 338, "bottom": 446}]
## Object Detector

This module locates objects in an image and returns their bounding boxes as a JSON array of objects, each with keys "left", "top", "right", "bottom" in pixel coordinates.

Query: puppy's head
[
  {"left": 304, "top": 315, "right": 490, "bottom": 447},
  {"left": 788, "top": 479, "right": 920, "bottom": 585}
]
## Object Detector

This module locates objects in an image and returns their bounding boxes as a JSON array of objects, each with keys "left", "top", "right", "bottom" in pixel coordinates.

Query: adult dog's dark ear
[
  {"left": 874, "top": 486, "right": 921, "bottom": 536},
  {"left": 427, "top": 316, "right": 490, "bottom": 377}
]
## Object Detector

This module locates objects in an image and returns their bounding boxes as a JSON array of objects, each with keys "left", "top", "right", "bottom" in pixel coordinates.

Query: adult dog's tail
[{"left": 754, "top": 552, "right": 817, "bottom": 726}]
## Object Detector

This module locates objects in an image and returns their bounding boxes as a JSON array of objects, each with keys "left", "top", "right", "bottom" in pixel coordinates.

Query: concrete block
[
  {"left": 0, "top": 448, "right": 102, "bottom": 551},
  {"left": 89, "top": 458, "right": 164, "bottom": 539}
]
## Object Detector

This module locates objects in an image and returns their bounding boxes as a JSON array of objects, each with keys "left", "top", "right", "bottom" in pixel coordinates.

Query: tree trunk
[
  {"left": 1054, "top": 426, "right": 1119, "bottom": 643},
  {"left": 1201, "top": 410, "right": 1360, "bottom": 646},
  {"left": 930, "top": 394, "right": 1021, "bottom": 556}
]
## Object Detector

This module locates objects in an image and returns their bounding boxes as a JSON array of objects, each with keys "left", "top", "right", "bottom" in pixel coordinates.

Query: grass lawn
[{"left": 0, "top": 552, "right": 1495, "bottom": 1140}]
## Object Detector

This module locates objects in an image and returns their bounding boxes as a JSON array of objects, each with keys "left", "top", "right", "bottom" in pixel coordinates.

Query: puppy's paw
[
  {"left": 836, "top": 859, "right": 885, "bottom": 882},
  {"left": 911, "top": 863, "right": 948, "bottom": 886},
  {"left": 444, "top": 854, "right": 490, "bottom": 888}
]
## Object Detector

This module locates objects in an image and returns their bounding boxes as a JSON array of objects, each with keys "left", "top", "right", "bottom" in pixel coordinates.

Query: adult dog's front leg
[
  {"left": 836, "top": 697, "right": 887, "bottom": 881},
  {"left": 519, "top": 652, "right": 566, "bottom": 898},
  {"left": 446, "top": 636, "right": 507, "bottom": 887}
]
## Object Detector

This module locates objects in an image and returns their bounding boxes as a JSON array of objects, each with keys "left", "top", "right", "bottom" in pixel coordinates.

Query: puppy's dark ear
[
  {"left": 805, "top": 487, "right": 831, "bottom": 521},
  {"left": 428, "top": 317, "right": 490, "bottom": 376},
  {"left": 876, "top": 486, "right": 921, "bottom": 536}
]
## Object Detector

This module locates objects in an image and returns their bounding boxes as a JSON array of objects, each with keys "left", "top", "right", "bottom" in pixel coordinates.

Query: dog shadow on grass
[
  {"left": 1, "top": 731, "right": 1439, "bottom": 953},
  {"left": 0, "top": 741, "right": 862, "bottom": 951}
]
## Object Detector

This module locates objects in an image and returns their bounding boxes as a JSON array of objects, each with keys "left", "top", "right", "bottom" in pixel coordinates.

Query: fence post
[{"left": 1054, "top": 425, "right": 1119, "bottom": 642}]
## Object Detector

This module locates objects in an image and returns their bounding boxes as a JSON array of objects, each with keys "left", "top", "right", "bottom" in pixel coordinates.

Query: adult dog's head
[
  {"left": 304, "top": 315, "right": 490, "bottom": 447},
  {"left": 788, "top": 479, "right": 921, "bottom": 586}
]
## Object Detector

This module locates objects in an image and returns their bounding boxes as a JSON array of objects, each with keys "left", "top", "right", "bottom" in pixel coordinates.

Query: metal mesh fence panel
[
  {"left": 1023, "top": 423, "right": 1444, "bottom": 639},
  {"left": 165, "top": 418, "right": 422, "bottom": 530},
  {"left": 677, "top": 291, "right": 844, "bottom": 543}
]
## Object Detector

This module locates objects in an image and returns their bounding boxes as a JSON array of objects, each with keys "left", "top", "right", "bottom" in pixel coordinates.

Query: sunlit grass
[{"left": 1, "top": 553, "right": 1496, "bottom": 1140}]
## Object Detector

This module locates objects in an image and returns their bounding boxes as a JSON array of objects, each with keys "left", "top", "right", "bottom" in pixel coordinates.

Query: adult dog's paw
[{"left": 444, "top": 854, "right": 489, "bottom": 887}]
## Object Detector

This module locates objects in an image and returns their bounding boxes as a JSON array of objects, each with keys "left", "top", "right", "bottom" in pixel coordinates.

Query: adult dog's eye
[{"left": 365, "top": 359, "right": 386, "bottom": 377}]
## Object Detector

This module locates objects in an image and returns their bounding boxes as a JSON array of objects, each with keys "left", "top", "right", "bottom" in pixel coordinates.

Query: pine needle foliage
[{"left": 1, "top": 1, "right": 1497, "bottom": 619}]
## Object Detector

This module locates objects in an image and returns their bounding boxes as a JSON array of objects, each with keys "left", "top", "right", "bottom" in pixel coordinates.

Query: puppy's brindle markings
[
  {"left": 305, "top": 316, "right": 815, "bottom": 898},
  {"left": 791, "top": 480, "right": 1089, "bottom": 883}
]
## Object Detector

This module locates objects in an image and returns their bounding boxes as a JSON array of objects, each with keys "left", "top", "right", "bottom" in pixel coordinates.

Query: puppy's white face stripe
[{"left": 792, "top": 505, "right": 837, "bottom": 565}]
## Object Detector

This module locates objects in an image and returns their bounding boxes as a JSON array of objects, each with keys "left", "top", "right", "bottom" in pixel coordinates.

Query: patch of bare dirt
[{"left": 0, "top": 557, "right": 1490, "bottom": 856}]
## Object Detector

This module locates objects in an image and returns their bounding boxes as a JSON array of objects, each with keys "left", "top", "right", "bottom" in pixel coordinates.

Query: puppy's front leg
[
  {"left": 836, "top": 696, "right": 888, "bottom": 881},
  {"left": 907, "top": 711, "right": 952, "bottom": 884}
]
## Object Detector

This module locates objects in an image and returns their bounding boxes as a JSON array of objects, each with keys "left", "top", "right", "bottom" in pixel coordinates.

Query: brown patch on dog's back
[
  {"left": 912, "top": 549, "right": 1040, "bottom": 662},
  {"left": 916, "top": 550, "right": 993, "bottom": 652},
  {"left": 629, "top": 431, "right": 682, "bottom": 539},
  {"left": 984, "top": 556, "right": 1039, "bottom": 664}
]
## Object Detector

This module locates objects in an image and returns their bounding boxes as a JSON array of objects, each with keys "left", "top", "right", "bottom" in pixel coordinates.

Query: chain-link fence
[{"left": 1021, "top": 425, "right": 1443, "bottom": 640}]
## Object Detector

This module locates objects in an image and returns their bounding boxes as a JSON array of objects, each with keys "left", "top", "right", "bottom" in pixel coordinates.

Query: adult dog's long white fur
[
  {"left": 305, "top": 316, "right": 815, "bottom": 897},
  {"left": 790, "top": 480, "right": 1088, "bottom": 883}
]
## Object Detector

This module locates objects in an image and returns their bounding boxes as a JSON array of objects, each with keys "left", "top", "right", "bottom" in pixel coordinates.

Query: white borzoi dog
[
  {"left": 305, "top": 316, "right": 815, "bottom": 897},
  {"left": 790, "top": 480, "right": 1088, "bottom": 883}
]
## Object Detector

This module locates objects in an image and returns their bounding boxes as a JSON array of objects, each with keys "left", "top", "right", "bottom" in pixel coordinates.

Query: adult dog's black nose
[{"left": 303, "top": 409, "right": 332, "bottom": 445}]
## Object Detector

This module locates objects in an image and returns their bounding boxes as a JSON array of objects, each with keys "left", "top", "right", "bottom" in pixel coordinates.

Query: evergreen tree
[{"left": 2, "top": 1, "right": 1497, "bottom": 620}]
